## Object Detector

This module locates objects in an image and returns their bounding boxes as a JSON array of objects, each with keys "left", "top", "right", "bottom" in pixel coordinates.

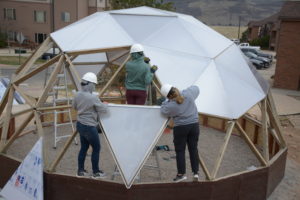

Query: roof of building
[
  {"left": 278, "top": 1, "right": 300, "bottom": 19},
  {"left": 248, "top": 13, "right": 279, "bottom": 27}
]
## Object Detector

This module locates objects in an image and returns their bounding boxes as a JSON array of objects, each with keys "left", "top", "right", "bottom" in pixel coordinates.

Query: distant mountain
[{"left": 166, "top": 0, "right": 284, "bottom": 26}]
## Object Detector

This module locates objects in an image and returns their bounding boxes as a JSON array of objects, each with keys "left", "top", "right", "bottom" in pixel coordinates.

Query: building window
[
  {"left": 61, "top": 12, "right": 70, "bottom": 22},
  {"left": 35, "top": 33, "right": 47, "bottom": 44},
  {"left": 4, "top": 8, "right": 16, "bottom": 20},
  {"left": 34, "top": 11, "right": 46, "bottom": 23},
  {"left": 7, "top": 31, "right": 17, "bottom": 41}
]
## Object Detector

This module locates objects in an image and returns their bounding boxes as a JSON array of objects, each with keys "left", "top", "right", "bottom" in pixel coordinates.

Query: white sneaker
[
  {"left": 193, "top": 173, "right": 199, "bottom": 181},
  {"left": 92, "top": 170, "right": 106, "bottom": 179}
]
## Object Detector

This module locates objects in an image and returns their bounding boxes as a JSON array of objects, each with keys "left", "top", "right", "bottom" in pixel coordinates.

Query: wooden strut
[
  {"left": 266, "top": 93, "right": 286, "bottom": 147},
  {"left": 48, "top": 130, "right": 78, "bottom": 172},
  {"left": 0, "top": 112, "right": 34, "bottom": 153},
  {"left": 15, "top": 37, "right": 53, "bottom": 80},
  {"left": 235, "top": 122, "right": 268, "bottom": 166},
  {"left": 211, "top": 121, "right": 235, "bottom": 179},
  {"left": 36, "top": 55, "right": 65, "bottom": 107},
  {"left": 64, "top": 54, "right": 82, "bottom": 91},
  {"left": 13, "top": 84, "right": 36, "bottom": 108},
  {"left": 99, "top": 55, "right": 130, "bottom": 97},
  {"left": 0, "top": 84, "right": 10, "bottom": 118},
  {"left": 66, "top": 46, "right": 130, "bottom": 56},
  {"left": 13, "top": 55, "right": 60, "bottom": 85},
  {"left": 0, "top": 87, "right": 15, "bottom": 149},
  {"left": 198, "top": 153, "right": 212, "bottom": 180},
  {"left": 261, "top": 98, "right": 269, "bottom": 162},
  {"left": 34, "top": 111, "right": 49, "bottom": 169}
]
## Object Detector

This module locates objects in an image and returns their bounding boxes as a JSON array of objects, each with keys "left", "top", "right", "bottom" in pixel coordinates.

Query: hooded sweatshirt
[
  {"left": 72, "top": 82, "right": 108, "bottom": 126},
  {"left": 125, "top": 53, "right": 153, "bottom": 91},
  {"left": 161, "top": 85, "right": 199, "bottom": 126}
]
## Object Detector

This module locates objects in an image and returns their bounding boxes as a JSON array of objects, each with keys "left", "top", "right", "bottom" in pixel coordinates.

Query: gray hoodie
[
  {"left": 72, "top": 83, "right": 108, "bottom": 126},
  {"left": 161, "top": 85, "right": 199, "bottom": 126}
]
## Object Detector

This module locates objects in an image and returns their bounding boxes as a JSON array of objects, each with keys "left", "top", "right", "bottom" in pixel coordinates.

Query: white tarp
[
  {"left": 51, "top": 6, "right": 269, "bottom": 119},
  {"left": 1, "top": 138, "right": 43, "bottom": 200},
  {"left": 99, "top": 104, "right": 168, "bottom": 188}
]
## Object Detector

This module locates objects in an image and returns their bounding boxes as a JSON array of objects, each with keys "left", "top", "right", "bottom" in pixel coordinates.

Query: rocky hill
[{"left": 167, "top": 0, "right": 284, "bottom": 25}]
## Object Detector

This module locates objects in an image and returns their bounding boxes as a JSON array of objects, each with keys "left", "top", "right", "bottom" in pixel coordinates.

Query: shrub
[{"left": 249, "top": 35, "right": 270, "bottom": 49}]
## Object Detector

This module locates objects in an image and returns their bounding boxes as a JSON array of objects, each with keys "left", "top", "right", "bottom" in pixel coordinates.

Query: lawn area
[
  {"left": 210, "top": 26, "right": 247, "bottom": 40},
  {"left": 0, "top": 56, "right": 45, "bottom": 65}
]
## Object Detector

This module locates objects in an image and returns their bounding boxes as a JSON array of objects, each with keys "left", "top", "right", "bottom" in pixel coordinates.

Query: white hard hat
[
  {"left": 161, "top": 84, "right": 173, "bottom": 97},
  {"left": 82, "top": 72, "right": 97, "bottom": 84},
  {"left": 130, "top": 44, "right": 144, "bottom": 53}
]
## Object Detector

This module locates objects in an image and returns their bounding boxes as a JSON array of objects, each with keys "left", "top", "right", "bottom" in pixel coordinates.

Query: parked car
[
  {"left": 243, "top": 55, "right": 265, "bottom": 70},
  {"left": 244, "top": 52, "right": 271, "bottom": 67},
  {"left": 239, "top": 43, "right": 260, "bottom": 50},
  {"left": 240, "top": 48, "right": 273, "bottom": 62},
  {"left": 41, "top": 48, "right": 60, "bottom": 60},
  {"left": 231, "top": 38, "right": 240, "bottom": 45}
]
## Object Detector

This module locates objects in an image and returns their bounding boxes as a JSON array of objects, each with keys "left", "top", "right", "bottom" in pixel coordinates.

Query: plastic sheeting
[
  {"left": 99, "top": 104, "right": 168, "bottom": 188},
  {"left": 50, "top": 6, "right": 269, "bottom": 119}
]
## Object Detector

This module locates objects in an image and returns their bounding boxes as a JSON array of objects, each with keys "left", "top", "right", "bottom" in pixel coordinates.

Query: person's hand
[
  {"left": 151, "top": 65, "right": 158, "bottom": 73},
  {"left": 103, "top": 101, "right": 109, "bottom": 104},
  {"left": 144, "top": 57, "right": 150, "bottom": 64}
]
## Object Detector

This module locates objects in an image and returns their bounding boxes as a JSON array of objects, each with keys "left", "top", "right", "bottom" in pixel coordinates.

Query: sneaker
[
  {"left": 193, "top": 173, "right": 199, "bottom": 181},
  {"left": 76, "top": 170, "right": 88, "bottom": 177},
  {"left": 173, "top": 174, "right": 187, "bottom": 183},
  {"left": 92, "top": 170, "right": 106, "bottom": 179}
]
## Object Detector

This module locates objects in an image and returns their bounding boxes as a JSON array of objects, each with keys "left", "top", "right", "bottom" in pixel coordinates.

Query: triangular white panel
[
  {"left": 73, "top": 53, "right": 107, "bottom": 63},
  {"left": 51, "top": 13, "right": 133, "bottom": 52},
  {"left": 143, "top": 45, "right": 210, "bottom": 90},
  {"left": 99, "top": 104, "right": 168, "bottom": 188},
  {"left": 1, "top": 138, "right": 43, "bottom": 200},
  {"left": 74, "top": 64, "right": 105, "bottom": 79},
  {"left": 112, "top": 14, "right": 175, "bottom": 43}
]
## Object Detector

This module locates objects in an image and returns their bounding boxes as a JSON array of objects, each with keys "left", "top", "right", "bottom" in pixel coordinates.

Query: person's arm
[
  {"left": 72, "top": 94, "right": 77, "bottom": 110},
  {"left": 160, "top": 100, "right": 179, "bottom": 117},
  {"left": 186, "top": 85, "right": 200, "bottom": 100},
  {"left": 144, "top": 64, "right": 154, "bottom": 85},
  {"left": 93, "top": 96, "right": 108, "bottom": 113}
]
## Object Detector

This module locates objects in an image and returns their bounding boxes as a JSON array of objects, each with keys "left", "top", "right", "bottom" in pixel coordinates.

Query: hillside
[{"left": 167, "top": 0, "right": 284, "bottom": 25}]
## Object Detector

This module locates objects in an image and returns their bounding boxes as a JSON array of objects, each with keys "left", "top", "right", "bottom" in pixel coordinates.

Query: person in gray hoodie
[
  {"left": 73, "top": 72, "right": 108, "bottom": 179},
  {"left": 160, "top": 84, "right": 200, "bottom": 182}
]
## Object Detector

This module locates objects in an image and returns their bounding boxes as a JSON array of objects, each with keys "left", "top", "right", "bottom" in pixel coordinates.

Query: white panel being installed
[
  {"left": 1, "top": 138, "right": 43, "bottom": 200},
  {"left": 99, "top": 104, "right": 168, "bottom": 188}
]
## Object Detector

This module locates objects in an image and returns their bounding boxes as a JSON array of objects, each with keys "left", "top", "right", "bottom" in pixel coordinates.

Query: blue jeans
[{"left": 77, "top": 122, "right": 101, "bottom": 173}]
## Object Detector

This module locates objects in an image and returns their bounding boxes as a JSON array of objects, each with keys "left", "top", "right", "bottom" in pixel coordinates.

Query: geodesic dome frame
[{"left": 0, "top": 6, "right": 287, "bottom": 200}]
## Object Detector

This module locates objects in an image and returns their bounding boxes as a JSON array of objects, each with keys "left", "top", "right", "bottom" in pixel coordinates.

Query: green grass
[{"left": 0, "top": 56, "right": 45, "bottom": 65}]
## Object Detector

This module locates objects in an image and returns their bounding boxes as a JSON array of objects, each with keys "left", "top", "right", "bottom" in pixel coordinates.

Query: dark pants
[
  {"left": 126, "top": 89, "right": 147, "bottom": 105},
  {"left": 77, "top": 122, "right": 101, "bottom": 173},
  {"left": 173, "top": 123, "right": 200, "bottom": 174}
]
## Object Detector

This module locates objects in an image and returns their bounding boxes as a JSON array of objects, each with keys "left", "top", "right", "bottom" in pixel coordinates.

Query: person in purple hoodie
[{"left": 160, "top": 84, "right": 200, "bottom": 182}]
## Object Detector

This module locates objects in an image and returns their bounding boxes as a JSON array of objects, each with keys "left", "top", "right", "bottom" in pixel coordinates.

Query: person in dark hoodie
[
  {"left": 160, "top": 84, "right": 200, "bottom": 182},
  {"left": 125, "top": 44, "right": 156, "bottom": 105},
  {"left": 73, "top": 72, "right": 108, "bottom": 179}
]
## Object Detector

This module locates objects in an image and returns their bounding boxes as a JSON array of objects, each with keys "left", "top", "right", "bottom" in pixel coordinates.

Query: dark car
[
  {"left": 244, "top": 52, "right": 271, "bottom": 67},
  {"left": 243, "top": 56, "right": 265, "bottom": 70},
  {"left": 41, "top": 48, "right": 60, "bottom": 60},
  {"left": 240, "top": 48, "right": 273, "bottom": 62}
]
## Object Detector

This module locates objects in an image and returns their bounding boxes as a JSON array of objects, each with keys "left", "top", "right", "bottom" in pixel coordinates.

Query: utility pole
[{"left": 238, "top": 16, "right": 241, "bottom": 40}]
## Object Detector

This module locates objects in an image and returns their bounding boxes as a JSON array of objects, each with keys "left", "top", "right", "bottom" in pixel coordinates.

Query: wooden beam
[
  {"left": 0, "top": 86, "right": 9, "bottom": 118},
  {"left": 36, "top": 55, "right": 64, "bottom": 107},
  {"left": 266, "top": 93, "right": 286, "bottom": 147},
  {"left": 13, "top": 85, "right": 36, "bottom": 108},
  {"left": 261, "top": 98, "right": 269, "bottom": 161},
  {"left": 0, "top": 87, "right": 15, "bottom": 148},
  {"left": 198, "top": 153, "right": 212, "bottom": 180},
  {"left": 65, "top": 54, "right": 81, "bottom": 90},
  {"left": 66, "top": 46, "right": 130, "bottom": 56},
  {"left": 14, "top": 55, "right": 60, "bottom": 85},
  {"left": 236, "top": 122, "right": 268, "bottom": 166},
  {"left": 211, "top": 121, "right": 235, "bottom": 179},
  {"left": 99, "top": 55, "right": 130, "bottom": 97},
  {"left": 108, "top": 50, "right": 129, "bottom": 63},
  {"left": 72, "top": 61, "right": 107, "bottom": 65},
  {"left": 48, "top": 129, "right": 78, "bottom": 172},
  {"left": 37, "top": 105, "right": 72, "bottom": 112},
  {"left": 0, "top": 112, "right": 34, "bottom": 153},
  {"left": 15, "top": 37, "right": 53, "bottom": 79},
  {"left": 152, "top": 81, "right": 162, "bottom": 96},
  {"left": 34, "top": 111, "right": 49, "bottom": 168}
]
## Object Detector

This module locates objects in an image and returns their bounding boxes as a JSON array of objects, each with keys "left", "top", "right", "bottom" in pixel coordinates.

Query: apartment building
[{"left": 0, "top": 0, "right": 109, "bottom": 46}]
